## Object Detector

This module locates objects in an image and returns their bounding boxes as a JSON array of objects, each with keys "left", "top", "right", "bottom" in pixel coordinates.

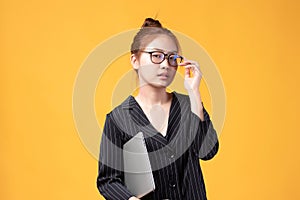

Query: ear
[{"left": 130, "top": 54, "right": 140, "bottom": 70}]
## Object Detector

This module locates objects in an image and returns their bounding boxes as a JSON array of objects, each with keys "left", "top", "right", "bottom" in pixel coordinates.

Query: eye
[
  {"left": 169, "top": 54, "right": 177, "bottom": 61},
  {"left": 169, "top": 54, "right": 183, "bottom": 66},
  {"left": 152, "top": 52, "right": 164, "bottom": 59}
]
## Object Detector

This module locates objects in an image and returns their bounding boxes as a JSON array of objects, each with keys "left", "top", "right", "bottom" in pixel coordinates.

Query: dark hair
[
  {"left": 141, "top": 18, "right": 162, "bottom": 28},
  {"left": 130, "top": 18, "right": 181, "bottom": 55}
]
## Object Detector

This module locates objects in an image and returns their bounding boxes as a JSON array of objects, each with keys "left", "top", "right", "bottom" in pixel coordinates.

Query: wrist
[
  {"left": 187, "top": 89, "right": 202, "bottom": 101},
  {"left": 186, "top": 87, "right": 199, "bottom": 93}
]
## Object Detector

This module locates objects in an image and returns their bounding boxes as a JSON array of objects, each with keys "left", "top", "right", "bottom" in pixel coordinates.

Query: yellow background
[{"left": 1, "top": 0, "right": 300, "bottom": 199}]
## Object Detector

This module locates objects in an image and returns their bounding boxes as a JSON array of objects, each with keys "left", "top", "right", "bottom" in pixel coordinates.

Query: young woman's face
[{"left": 132, "top": 35, "right": 179, "bottom": 88}]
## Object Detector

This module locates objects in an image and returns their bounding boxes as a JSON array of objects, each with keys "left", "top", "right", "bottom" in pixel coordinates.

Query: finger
[
  {"left": 183, "top": 64, "right": 197, "bottom": 74},
  {"left": 186, "top": 65, "right": 203, "bottom": 79},
  {"left": 178, "top": 58, "right": 198, "bottom": 65},
  {"left": 178, "top": 57, "right": 192, "bottom": 66},
  {"left": 182, "top": 65, "right": 194, "bottom": 78},
  {"left": 180, "top": 59, "right": 202, "bottom": 77},
  {"left": 185, "top": 68, "right": 190, "bottom": 78},
  {"left": 178, "top": 61, "right": 192, "bottom": 66},
  {"left": 180, "top": 63, "right": 200, "bottom": 72}
]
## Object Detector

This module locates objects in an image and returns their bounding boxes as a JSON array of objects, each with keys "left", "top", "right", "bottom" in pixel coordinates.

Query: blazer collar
[
  {"left": 121, "top": 92, "right": 179, "bottom": 110},
  {"left": 121, "top": 95, "right": 137, "bottom": 110}
]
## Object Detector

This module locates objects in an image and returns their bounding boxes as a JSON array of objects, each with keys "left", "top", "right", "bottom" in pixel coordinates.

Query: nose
[{"left": 160, "top": 57, "right": 170, "bottom": 69}]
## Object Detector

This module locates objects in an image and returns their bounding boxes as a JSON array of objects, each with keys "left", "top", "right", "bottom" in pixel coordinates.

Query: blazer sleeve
[
  {"left": 191, "top": 105, "right": 219, "bottom": 160},
  {"left": 97, "top": 113, "right": 133, "bottom": 200}
]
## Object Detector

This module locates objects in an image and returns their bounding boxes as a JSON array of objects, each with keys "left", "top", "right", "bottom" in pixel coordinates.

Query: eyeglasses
[{"left": 139, "top": 50, "right": 183, "bottom": 67}]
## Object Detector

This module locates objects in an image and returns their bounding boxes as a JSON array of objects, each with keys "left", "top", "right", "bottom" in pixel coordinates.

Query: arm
[
  {"left": 97, "top": 114, "right": 134, "bottom": 200},
  {"left": 190, "top": 107, "right": 219, "bottom": 160},
  {"left": 180, "top": 59, "right": 219, "bottom": 160},
  {"left": 188, "top": 88, "right": 219, "bottom": 160}
]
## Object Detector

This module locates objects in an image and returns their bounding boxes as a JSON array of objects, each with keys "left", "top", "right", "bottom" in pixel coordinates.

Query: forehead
[{"left": 144, "top": 35, "right": 178, "bottom": 52}]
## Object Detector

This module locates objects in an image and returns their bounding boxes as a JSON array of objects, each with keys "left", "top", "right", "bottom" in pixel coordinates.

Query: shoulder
[
  {"left": 173, "top": 91, "right": 191, "bottom": 106},
  {"left": 173, "top": 91, "right": 189, "bottom": 101},
  {"left": 106, "top": 95, "right": 132, "bottom": 114},
  {"left": 105, "top": 95, "right": 133, "bottom": 126}
]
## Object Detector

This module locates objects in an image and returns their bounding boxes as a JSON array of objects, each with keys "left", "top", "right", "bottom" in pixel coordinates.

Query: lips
[{"left": 158, "top": 72, "right": 168, "bottom": 78}]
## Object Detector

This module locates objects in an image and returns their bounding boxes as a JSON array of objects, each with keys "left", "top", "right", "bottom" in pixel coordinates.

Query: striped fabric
[{"left": 97, "top": 92, "right": 219, "bottom": 200}]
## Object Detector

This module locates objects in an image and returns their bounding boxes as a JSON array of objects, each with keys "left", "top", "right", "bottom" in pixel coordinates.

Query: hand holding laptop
[{"left": 128, "top": 196, "right": 140, "bottom": 200}]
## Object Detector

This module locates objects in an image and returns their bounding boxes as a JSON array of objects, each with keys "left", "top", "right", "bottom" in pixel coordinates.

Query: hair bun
[{"left": 141, "top": 18, "right": 162, "bottom": 28}]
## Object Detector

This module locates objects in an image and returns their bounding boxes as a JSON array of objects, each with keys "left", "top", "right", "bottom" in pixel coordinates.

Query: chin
[
  {"left": 140, "top": 78, "right": 173, "bottom": 88},
  {"left": 150, "top": 81, "right": 171, "bottom": 88}
]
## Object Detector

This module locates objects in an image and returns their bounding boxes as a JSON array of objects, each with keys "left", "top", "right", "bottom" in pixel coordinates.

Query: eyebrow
[{"left": 144, "top": 48, "right": 178, "bottom": 54}]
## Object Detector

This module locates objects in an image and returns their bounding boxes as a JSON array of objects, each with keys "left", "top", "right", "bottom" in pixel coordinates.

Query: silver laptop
[{"left": 123, "top": 132, "right": 155, "bottom": 198}]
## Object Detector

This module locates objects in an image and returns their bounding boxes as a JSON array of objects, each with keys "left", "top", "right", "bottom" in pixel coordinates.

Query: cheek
[
  {"left": 170, "top": 68, "right": 177, "bottom": 76},
  {"left": 139, "top": 64, "right": 158, "bottom": 77},
  {"left": 167, "top": 68, "right": 177, "bottom": 83},
  {"left": 139, "top": 54, "right": 151, "bottom": 66}
]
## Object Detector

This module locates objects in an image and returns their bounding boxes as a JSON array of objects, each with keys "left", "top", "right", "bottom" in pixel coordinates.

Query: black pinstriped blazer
[{"left": 97, "top": 92, "right": 219, "bottom": 200}]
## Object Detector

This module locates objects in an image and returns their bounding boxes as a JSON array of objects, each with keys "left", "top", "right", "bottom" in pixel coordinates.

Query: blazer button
[
  {"left": 169, "top": 181, "right": 176, "bottom": 188},
  {"left": 168, "top": 151, "right": 175, "bottom": 159}
]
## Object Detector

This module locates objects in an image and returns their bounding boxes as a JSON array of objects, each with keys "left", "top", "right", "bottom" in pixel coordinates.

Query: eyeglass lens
[{"left": 151, "top": 52, "right": 182, "bottom": 67}]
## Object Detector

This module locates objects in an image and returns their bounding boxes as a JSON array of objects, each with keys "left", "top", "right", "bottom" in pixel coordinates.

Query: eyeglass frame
[{"left": 138, "top": 50, "right": 184, "bottom": 67}]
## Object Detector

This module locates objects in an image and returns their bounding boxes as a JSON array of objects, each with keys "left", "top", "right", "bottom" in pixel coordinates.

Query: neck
[{"left": 136, "top": 85, "right": 170, "bottom": 106}]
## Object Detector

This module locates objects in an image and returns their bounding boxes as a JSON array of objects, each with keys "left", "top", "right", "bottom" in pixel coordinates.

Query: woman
[{"left": 97, "top": 18, "right": 219, "bottom": 200}]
